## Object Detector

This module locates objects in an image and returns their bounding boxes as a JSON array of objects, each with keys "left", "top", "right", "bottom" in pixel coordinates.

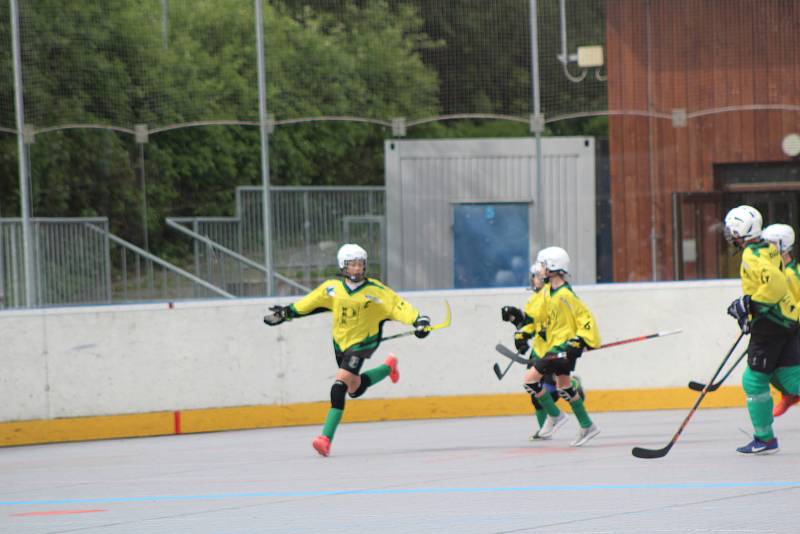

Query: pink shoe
[
  {"left": 773, "top": 394, "right": 800, "bottom": 417},
  {"left": 312, "top": 435, "right": 331, "bottom": 457},
  {"left": 385, "top": 354, "right": 399, "bottom": 383}
]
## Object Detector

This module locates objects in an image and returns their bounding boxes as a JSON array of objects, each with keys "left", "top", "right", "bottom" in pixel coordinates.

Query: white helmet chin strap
[{"left": 343, "top": 271, "right": 365, "bottom": 283}]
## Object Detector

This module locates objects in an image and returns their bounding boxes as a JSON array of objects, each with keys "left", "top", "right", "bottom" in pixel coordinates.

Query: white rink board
[{"left": 0, "top": 280, "right": 742, "bottom": 421}]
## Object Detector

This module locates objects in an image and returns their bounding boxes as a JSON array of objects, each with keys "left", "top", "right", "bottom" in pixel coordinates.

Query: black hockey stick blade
[
  {"left": 687, "top": 380, "right": 719, "bottom": 392},
  {"left": 493, "top": 359, "right": 514, "bottom": 380},
  {"left": 632, "top": 442, "right": 674, "bottom": 459},
  {"left": 687, "top": 349, "right": 747, "bottom": 392},
  {"left": 493, "top": 363, "right": 504, "bottom": 380}
]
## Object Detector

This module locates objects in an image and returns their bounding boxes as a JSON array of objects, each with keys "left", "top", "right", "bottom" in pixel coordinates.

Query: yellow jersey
[
  {"left": 540, "top": 283, "right": 601, "bottom": 354},
  {"left": 740, "top": 241, "right": 798, "bottom": 329},
  {"left": 520, "top": 285, "right": 549, "bottom": 357},
  {"left": 289, "top": 277, "right": 420, "bottom": 353},
  {"left": 784, "top": 259, "right": 800, "bottom": 305}
]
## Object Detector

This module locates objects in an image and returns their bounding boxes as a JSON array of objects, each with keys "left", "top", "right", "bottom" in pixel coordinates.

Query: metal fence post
[
  {"left": 255, "top": 0, "right": 274, "bottom": 295},
  {"left": 10, "top": 0, "right": 35, "bottom": 307}
]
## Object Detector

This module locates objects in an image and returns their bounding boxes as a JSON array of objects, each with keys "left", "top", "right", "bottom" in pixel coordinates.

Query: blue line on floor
[{"left": 3, "top": 481, "right": 800, "bottom": 507}]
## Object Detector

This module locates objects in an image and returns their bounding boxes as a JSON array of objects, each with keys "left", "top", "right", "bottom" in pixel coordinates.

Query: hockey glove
[
  {"left": 263, "top": 305, "right": 290, "bottom": 326},
  {"left": 501, "top": 306, "right": 526, "bottom": 328},
  {"left": 413, "top": 315, "right": 432, "bottom": 338},
  {"left": 565, "top": 337, "right": 586, "bottom": 360},
  {"left": 726, "top": 295, "right": 751, "bottom": 334},
  {"left": 514, "top": 331, "right": 532, "bottom": 354}
]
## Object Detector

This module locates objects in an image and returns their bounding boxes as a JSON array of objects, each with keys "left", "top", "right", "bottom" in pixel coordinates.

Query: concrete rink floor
[{"left": 2, "top": 407, "right": 799, "bottom": 534}]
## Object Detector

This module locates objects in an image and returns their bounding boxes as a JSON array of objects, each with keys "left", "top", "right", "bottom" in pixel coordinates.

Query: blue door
[{"left": 453, "top": 203, "right": 529, "bottom": 288}]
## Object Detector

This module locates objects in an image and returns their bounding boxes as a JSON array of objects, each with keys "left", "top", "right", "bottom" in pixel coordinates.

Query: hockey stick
[
  {"left": 631, "top": 332, "right": 745, "bottom": 459},
  {"left": 495, "top": 343, "right": 531, "bottom": 365},
  {"left": 688, "top": 349, "right": 747, "bottom": 392},
  {"left": 380, "top": 300, "right": 452, "bottom": 342},
  {"left": 493, "top": 329, "right": 684, "bottom": 374},
  {"left": 594, "top": 329, "right": 683, "bottom": 350},
  {"left": 493, "top": 360, "right": 515, "bottom": 380}
]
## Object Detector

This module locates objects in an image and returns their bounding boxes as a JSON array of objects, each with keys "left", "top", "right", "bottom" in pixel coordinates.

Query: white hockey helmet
[
  {"left": 337, "top": 243, "right": 368, "bottom": 269},
  {"left": 762, "top": 223, "right": 795, "bottom": 254},
  {"left": 337, "top": 243, "right": 368, "bottom": 282},
  {"left": 529, "top": 261, "right": 545, "bottom": 277},
  {"left": 537, "top": 246, "right": 570, "bottom": 274},
  {"left": 724, "top": 205, "right": 762, "bottom": 243}
]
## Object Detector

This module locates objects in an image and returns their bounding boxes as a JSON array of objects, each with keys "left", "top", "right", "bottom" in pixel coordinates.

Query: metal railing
[
  {"left": 166, "top": 218, "right": 310, "bottom": 296},
  {"left": 85, "top": 224, "right": 234, "bottom": 302},
  {"left": 0, "top": 218, "right": 233, "bottom": 308},
  {"left": 1, "top": 218, "right": 111, "bottom": 308},
  {"left": 169, "top": 185, "right": 386, "bottom": 294}
]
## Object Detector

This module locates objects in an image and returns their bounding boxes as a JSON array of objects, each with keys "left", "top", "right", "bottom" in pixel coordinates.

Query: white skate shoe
[
  {"left": 570, "top": 423, "right": 600, "bottom": 447},
  {"left": 537, "top": 412, "right": 567, "bottom": 439}
]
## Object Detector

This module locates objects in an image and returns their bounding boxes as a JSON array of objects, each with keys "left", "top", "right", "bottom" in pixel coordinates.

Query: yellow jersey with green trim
[
  {"left": 540, "top": 283, "right": 600, "bottom": 354},
  {"left": 784, "top": 259, "right": 800, "bottom": 305},
  {"left": 288, "top": 277, "right": 420, "bottom": 353},
  {"left": 520, "top": 285, "right": 549, "bottom": 357},
  {"left": 740, "top": 241, "right": 799, "bottom": 329}
]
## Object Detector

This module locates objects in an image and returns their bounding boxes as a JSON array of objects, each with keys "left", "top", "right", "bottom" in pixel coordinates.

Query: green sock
[
  {"left": 746, "top": 391, "right": 774, "bottom": 440},
  {"left": 321, "top": 408, "right": 343, "bottom": 440},
  {"left": 535, "top": 408, "right": 547, "bottom": 427},
  {"left": 774, "top": 365, "right": 800, "bottom": 396},
  {"left": 743, "top": 368, "right": 774, "bottom": 441},
  {"left": 363, "top": 364, "right": 390, "bottom": 385},
  {"left": 569, "top": 398, "right": 593, "bottom": 428},
  {"left": 537, "top": 393, "right": 561, "bottom": 417}
]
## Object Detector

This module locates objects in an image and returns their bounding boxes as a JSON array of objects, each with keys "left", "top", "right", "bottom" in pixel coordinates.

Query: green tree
[{"left": 0, "top": 0, "right": 440, "bottom": 255}]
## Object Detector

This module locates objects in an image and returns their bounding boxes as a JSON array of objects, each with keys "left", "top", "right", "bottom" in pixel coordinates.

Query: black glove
[
  {"left": 501, "top": 306, "right": 525, "bottom": 328},
  {"left": 727, "top": 295, "right": 751, "bottom": 334},
  {"left": 565, "top": 337, "right": 586, "bottom": 360},
  {"left": 263, "top": 305, "right": 290, "bottom": 326},
  {"left": 413, "top": 315, "right": 431, "bottom": 339},
  {"left": 514, "top": 331, "right": 532, "bottom": 354}
]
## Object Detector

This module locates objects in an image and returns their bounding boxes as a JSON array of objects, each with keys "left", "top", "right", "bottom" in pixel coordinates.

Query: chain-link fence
[{"left": 2, "top": 1, "right": 800, "bottom": 306}]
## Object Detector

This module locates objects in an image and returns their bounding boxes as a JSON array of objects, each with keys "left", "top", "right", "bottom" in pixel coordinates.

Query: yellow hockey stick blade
[{"left": 426, "top": 300, "right": 451, "bottom": 332}]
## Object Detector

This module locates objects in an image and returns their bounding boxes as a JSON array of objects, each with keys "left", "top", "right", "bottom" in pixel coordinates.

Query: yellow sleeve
[
  {"left": 786, "top": 263, "right": 800, "bottom": 304},
  {"left": 384, "top": 287, "right": 420, "bottom": 326},
  {"left": 520, "top": 322, "right": 537, "bottom": 336},
  {"left": 289, "top": 281, "right": 334, "bottom": 316},
  {"left": 521, "top": 290, "right": 546, "bottom": 336},
  {"left": 571, "top": 295, "right": 601, "bottom": 349}
]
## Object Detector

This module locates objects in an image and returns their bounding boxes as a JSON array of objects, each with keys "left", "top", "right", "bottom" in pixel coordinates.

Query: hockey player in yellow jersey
[
  {"left": 520, "top": 246, "right": 601, "bottom": 447},
  {"left": 501, "top": 261, "right": 584, "bottom": 440},
  {"left": 263, "top": 243, "right": 431, "bottom": 457},
  {"left": 761, "top": 223, "right": 800, "bottom": 417},
  {"left": 724, "top": 206, "right": 800, "bottom": 454}
]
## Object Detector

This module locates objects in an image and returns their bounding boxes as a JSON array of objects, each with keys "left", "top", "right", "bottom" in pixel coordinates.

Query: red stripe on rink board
[
  {"left": 174, "top": 410, "right": 182, "bottom": 434},
  {"left": 13, "top": 509, "right": 107, "bottom": 517}
]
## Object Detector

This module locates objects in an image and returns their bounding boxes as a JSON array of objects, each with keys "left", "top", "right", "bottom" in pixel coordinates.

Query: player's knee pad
[
  {"left": 524, "top": 382, "right": 543, "bottom": 395},
  {"left": 557, "top": 386, "right": 579, "bottom": 402},
  {"left": 742, "top": 367, "right": 770, "bottom": 395},
  {"left": 331, "top": 380, "right": 347, "bottom": 409},
  {"left": 348, "top": 375, "right": 372, "bottom": 399}
]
